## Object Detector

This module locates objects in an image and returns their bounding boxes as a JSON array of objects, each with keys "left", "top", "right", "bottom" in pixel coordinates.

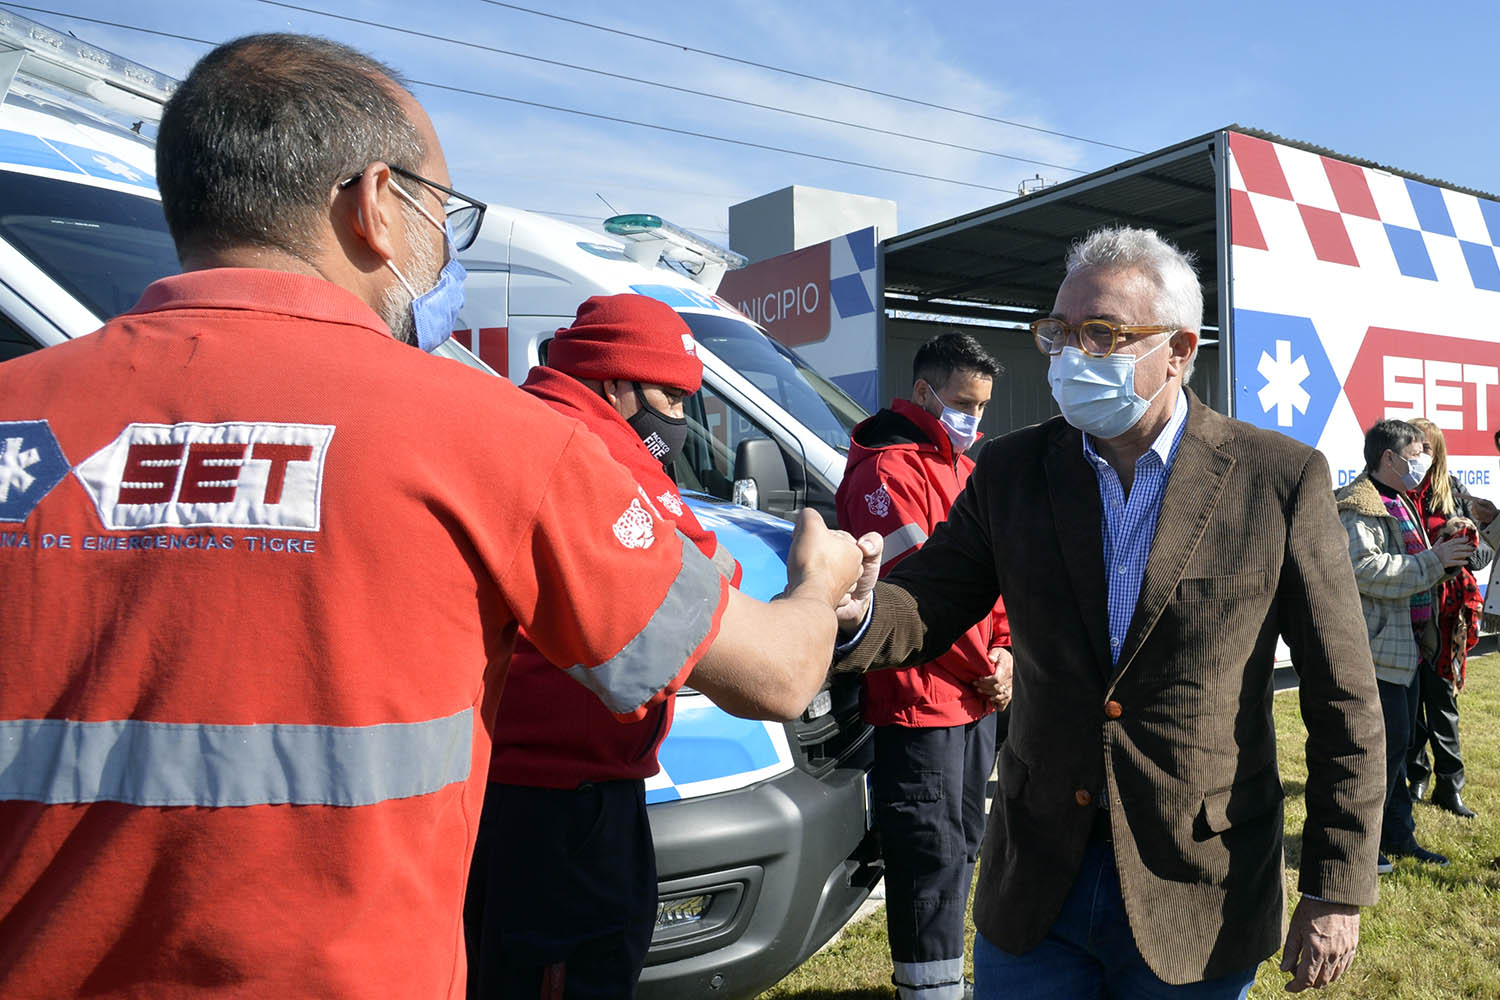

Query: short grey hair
[
  {"left": 158, "top": 34, "right": 427, "bottom": 260},
  {"left": 1065, "top": 227, "right": 1203, "bottom": 379}
]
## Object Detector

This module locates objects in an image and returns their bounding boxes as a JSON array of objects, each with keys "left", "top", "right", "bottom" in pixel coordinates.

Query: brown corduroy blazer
[{"left": 838, "top": 392, "right": 1384, "bottom": 985}]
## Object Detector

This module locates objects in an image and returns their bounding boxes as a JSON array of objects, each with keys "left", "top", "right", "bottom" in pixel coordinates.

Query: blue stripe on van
[{"left": 0, "top": 129, "right": 79, "bottom": 173}]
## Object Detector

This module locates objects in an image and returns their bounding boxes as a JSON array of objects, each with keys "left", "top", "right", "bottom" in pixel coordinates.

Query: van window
[
  {"left": 678, "top": 312, "right": 863, "bottom": 453},
  {"left": 0, "top": 309, "right": 39, "bottom": 362},
  {"left": 0, "top": 170, "right": 178, "bottom": 322},
  {"left": 677, "top": 380, "right": 769, "bottom": 500}
]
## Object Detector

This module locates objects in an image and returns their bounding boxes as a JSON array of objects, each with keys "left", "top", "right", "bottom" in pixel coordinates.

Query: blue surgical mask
[
  {"left": 1047, "top": 336, "right": 1171, "bottom": 439},
  {"left": 927, "top": 385, "right": 982, "bottom": 453},
  {"left": 387, "top": 183, "right": 467, "bottom": 352},
  {"left": 1399, "top": 452, "right": 1433, "bottom": 491}
]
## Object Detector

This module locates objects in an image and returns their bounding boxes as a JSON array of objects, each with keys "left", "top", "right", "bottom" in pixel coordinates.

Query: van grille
[{"left": 788, "top": 672, "right": 871, "bottom": 779}]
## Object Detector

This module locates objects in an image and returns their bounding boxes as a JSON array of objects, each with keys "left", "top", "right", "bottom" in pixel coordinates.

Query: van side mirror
[{"left": 733, "top": 437, "right": 795, "bottom": 516}]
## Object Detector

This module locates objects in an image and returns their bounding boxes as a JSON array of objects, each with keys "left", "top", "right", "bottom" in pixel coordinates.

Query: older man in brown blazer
[{"left": 836, "top": 227, "right": 1384, "bottom": 998}]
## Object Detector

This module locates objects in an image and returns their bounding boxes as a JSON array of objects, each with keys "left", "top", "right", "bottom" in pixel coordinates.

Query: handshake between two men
[{"left": 682, "top": 509, "right": 883, "bottom": 722}]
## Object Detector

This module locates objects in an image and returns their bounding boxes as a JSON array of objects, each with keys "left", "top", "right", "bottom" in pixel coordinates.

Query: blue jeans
[
  {"left": 1377, "top": 675, "right": 1422, "bottom": 851},
  {"left": 973, "top": 839, "right": 1257, "bottom": 999}
]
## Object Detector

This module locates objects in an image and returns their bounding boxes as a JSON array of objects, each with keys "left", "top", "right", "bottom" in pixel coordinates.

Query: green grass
[{"left": 761, "top": 652, "right": 1500, "bottom": 999}]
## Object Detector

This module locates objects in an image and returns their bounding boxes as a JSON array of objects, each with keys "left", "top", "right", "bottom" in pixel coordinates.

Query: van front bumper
[{"left": 639, "top": 762, "right": 880, "bottom": 999}]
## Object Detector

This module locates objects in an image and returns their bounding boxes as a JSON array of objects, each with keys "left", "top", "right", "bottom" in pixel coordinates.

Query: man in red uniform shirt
[
  {"left": 836, "top": 332, "right": 1010, "bottom": 1000},
  {"left": 0, "top": 34, "right": 874, "bottom": 1000},
  {"left": 465, "top": 293, "right": 739, "bottom": 997}
]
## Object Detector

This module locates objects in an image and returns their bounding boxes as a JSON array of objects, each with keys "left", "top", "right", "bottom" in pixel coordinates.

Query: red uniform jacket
[
  {"left": 836, "top": 398, "right": 1008, "bottom": 727},
  {"left": 0, "top": 270, "right": 728, "bottom": 999},
  {"left": 489, "top": 366, "right": 739, "bottom": 788}
]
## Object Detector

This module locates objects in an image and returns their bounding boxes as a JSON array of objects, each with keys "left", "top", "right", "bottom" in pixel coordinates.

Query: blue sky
[{"left": 9, "top": 0, "right": 1498, "bottom": 242}]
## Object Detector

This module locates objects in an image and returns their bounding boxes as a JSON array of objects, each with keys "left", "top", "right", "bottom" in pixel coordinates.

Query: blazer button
[
  {"left": 1104, "top": 700, "right": 1123, "bottom": 720},
  {"left": 1075, "top": 788, "right": 1092, "bottom": 807}
]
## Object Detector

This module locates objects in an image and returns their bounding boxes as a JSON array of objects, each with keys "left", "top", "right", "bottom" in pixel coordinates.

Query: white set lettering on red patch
[
  {"left": 612, "top": 498, "right": 656, "bottom": 549},
  {"left": 74, "top": 422, "right": 335, "bottom": 531},
  {"left": 865, "top": 483, "right": 892, "bottom": 518}
]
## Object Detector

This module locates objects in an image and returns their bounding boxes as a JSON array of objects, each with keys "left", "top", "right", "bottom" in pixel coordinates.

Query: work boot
[
  {"left": 1409, "top": 776, "right": 1429, "bottom": 803},
  {"left": 1433, "top": 785, "right": 1477, "bottom": 818}
]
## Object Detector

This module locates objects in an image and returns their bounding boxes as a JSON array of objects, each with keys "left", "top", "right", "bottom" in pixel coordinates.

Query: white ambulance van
[
  {"left": 454, "top": 208, "right": 868, "bottom": 524},
  {"left": 0, "top": 13, "right": 878, "bottom": 998}
]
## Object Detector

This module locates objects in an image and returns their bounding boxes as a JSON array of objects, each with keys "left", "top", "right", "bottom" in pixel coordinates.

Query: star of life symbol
[
  {"left": 657, "top": 491, "right": 683, "bottom": 517},
  {"left": 865, "top": 483, "right": 891, "bottom": 518},
  {"left": 91, "top": 154, "right": 143, "bottom": 182},
  {"left": 0, "top": 436, "right": 41, "bottom": 503},
  {"left": 1256, "top": 339, "right": 1311, "bottom": 428},
  {"left": 612, "top": 498, "right": 656, "bottom": 549}
]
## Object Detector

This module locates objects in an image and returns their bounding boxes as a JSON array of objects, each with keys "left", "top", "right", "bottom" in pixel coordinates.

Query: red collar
[{"left": 129, "top": 268, "right": 391, "bottom": 336}]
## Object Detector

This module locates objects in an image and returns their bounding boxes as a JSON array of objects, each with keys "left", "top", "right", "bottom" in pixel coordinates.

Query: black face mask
[{"left": 626, "top": 383, "right": 689, "bottom": 465}]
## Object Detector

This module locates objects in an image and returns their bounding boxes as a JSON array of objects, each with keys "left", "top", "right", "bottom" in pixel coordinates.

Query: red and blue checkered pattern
[{"left": 1229, "top": 132, "right": 1500, "bottom": 293}]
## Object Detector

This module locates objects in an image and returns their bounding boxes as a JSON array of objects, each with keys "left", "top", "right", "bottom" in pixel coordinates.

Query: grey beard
[{"left": 377, "top": 201, "right": 443, "bottom": 345}]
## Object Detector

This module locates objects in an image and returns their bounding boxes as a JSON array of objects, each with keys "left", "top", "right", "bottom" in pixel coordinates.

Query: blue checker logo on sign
[
  {"left": 1232, "top": 310, "right": 1340, "bottom": 447},
  {"left": 0, "top": 420, "right": 72, "bottom": 522},
  {"left": 1461, "top": 241, "right": 1500, "bottom": 292}
]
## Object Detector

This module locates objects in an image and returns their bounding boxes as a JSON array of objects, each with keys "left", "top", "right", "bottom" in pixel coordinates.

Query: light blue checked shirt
[{"left": 1082, "top": 390, "right": 1190, "bottom": 665}]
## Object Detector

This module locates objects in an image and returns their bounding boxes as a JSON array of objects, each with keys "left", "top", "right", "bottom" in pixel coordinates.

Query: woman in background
[{"left": 1408, "top": 417, "right": 1492, "bottom": 818}]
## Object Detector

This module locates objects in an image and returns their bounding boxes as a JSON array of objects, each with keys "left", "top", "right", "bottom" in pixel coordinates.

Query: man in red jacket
[
  {"left": 466, "top": 294, "right": 740, "bottom": 998},
  {"left": 0, "top": 35, "right": 876, "bottom": 1000},
  {"left": 836, "top": 331, "right": 1010, "bottom": 1000}
]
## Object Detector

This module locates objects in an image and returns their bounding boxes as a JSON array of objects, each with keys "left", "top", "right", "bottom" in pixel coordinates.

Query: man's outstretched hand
[
  {"left": 785, "top": 509, "right": 864, "bottom": 609},
  {"left": 835, "top": 531, "right": 882, "bottom": 633}
]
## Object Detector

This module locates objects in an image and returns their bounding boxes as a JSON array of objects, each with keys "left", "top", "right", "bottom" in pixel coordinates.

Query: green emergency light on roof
[
  {"left": 603, "top": 214, "right": 666, "bottom": 236},
  {"left": 603, "top": 213, "right": 748, "bottom": 288}
]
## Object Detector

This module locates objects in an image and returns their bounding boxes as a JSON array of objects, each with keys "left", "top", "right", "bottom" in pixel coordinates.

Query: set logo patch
[
  {"left": 865, "top": 483, "right": 891, "bottom": 518},
  {"left": 656, "top": 491, "right": 684, "bottom": 517},
  {"left": 74, "top": 421, "right": 335, "bottom": 531},
  {"left": 0, "top": 420, "right": 72, "bottom": 522},
  {"left": 612, "top": 498, "right": 656, "bottom": 549}
]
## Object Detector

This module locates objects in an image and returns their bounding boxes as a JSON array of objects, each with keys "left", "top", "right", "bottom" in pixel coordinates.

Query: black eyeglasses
[{"left": 340, "top": 164, "right": 487, "bottom": 251}]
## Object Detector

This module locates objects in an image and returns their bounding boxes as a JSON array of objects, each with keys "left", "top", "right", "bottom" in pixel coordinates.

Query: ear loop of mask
[{"left": 383, "top": 178, "right": 446, "bottom": 296}]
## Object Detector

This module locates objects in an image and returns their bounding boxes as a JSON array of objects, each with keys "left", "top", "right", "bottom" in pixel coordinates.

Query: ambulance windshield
[
  {"left": 0, "top": 170, "right": 178, "bottom": 323},
  {"left": 679, "top": 312, "right": 865, "bottom": 452}
]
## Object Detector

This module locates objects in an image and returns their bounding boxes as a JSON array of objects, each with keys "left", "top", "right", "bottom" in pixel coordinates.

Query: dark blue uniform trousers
[
  {"left": 874, "top": 712, "right": 999, "bottom": 999},
  {"left": 464, "top": 779, "right": 656, "bottom": 999}
]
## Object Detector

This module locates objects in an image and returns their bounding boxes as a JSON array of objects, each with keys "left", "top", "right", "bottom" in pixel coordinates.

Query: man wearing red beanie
[{"left": 465, "top": 294, "right": 737, "bottom": 998}]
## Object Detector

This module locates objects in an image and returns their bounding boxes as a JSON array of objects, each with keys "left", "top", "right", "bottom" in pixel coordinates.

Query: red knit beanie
[{"left": 548, "top": 294, "right": 702, "bottom": 393}]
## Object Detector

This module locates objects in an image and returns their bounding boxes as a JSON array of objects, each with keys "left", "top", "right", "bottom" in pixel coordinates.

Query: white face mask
[
  {"left": 1047, "top": 335, "right": 1171, "bottom": 439},
  {"left": 924, "top": 383, "right": 982, "bottom": 452}
]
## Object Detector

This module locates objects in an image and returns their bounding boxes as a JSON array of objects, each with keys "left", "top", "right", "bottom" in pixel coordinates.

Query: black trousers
[
  {"left": 1407, "top": 664, "right": 1465, "bottom": 792},
  {"left": 873, "top": 713, "right": 998, "bottom": 999},
  {"left": 464, "top": 780, "right": 656, "bottom": 1000}
]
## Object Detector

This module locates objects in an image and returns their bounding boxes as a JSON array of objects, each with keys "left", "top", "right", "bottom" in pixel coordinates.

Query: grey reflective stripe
[
  {"left": 893, "top": 957, "right": 965, "bottom": 990},
  {"left": 564, "top": 530, "right": 721, "bottom": 715},
  {"left": 0, "top": 709, "right": 472, "bottom": 807},
  {"left": 881, "top": 522, "right": 929, "bottom": 566},
  {"left": 896, "top": 983, "right": 965, "bottom": 1000}
]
